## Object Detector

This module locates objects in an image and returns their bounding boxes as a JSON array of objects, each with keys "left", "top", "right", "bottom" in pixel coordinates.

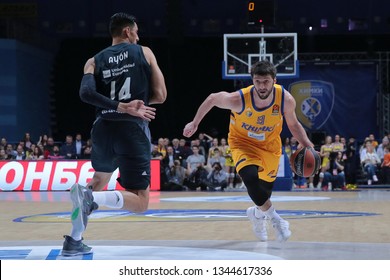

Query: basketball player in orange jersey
[{"left": 183, "top": 60, "right": 314, "bottom": 242}]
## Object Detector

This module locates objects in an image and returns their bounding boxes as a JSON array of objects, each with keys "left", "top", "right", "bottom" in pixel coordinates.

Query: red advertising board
[{"left": 0, "top": 160, "right": 160, "bottom": 191}]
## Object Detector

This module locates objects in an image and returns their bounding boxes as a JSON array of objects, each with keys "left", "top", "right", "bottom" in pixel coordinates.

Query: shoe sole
[
  {"left": 61, "top": 249, "right": 93, "bottom": 257},
  {"left": 70, "top": 184, "right": 86, "bottom": 231}
]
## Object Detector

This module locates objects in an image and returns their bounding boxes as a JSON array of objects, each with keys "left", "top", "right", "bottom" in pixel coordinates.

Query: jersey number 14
[{"left": 110, "top": 77, "right": 131, "bottom": 101}]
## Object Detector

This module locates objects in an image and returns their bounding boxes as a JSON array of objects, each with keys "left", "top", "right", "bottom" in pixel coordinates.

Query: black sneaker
[
  {"left": 70, "top": 183, "right": 98, "bottom": 231},
  {"left": 61, "top": 235, "right": 92, "bottom": 256}
]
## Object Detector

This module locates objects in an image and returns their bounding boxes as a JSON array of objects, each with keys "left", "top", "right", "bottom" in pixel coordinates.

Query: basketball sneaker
[
  {"left": 62, "top": 235, "right": 92, "bottom": 256},
  {"left": 271, "top": 218, "right": 291, "bottom": 242},
  {"left": 70, "top": 183, "right": 98, "bottom": 231},
  {"left": 246, "top": 206, "right": 268, "bottom": 241}
]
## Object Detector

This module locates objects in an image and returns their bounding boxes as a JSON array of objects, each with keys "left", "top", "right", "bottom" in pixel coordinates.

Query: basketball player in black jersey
[{"left": 62, "top": 13, "right": 167, "bottom": 256}]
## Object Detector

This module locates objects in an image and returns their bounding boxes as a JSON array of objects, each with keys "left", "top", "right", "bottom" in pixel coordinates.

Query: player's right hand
[
  {"left": 183, "top": 121, "right": 198, "bottom": 138},
  {"left": 117, "top": 100, "right": 156, "bottom": 121}
]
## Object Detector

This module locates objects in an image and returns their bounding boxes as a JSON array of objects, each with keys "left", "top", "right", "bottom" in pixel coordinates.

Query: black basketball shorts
[{"left": 90, "top": 118, "right": 151, "bottom": 190}]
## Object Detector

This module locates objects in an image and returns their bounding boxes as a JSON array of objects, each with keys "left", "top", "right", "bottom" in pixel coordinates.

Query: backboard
[{"left": 223, "top": 33, "right": 299, "bottom": 79}]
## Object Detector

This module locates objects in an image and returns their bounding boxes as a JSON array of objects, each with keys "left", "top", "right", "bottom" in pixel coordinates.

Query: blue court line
[
  {"left": 0, "top": 249, "right": 30, "bottom": 260},
  {"left": 46, "top": 249, "right": 93, "bottom": 260}
]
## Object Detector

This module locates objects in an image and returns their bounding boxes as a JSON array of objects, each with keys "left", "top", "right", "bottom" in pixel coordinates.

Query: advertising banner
[{"left": 0, "top": 160, "right": 161, "bottom": 191}]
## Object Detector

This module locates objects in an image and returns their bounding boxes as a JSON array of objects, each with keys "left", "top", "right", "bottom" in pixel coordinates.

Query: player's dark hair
[
  {"left": 250, "top": 60, "right": 277, "bottom": 79},
  {"left": 109, "top": 13, "right": 136, "bottom": 37}
]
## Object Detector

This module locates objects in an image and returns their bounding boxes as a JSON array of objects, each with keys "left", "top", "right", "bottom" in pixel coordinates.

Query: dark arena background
[
  {"left": 2, "top": 1, "right": 390, "bottom": 274},
  {"left": 1, "top": 0, "right": 389, "bottom": 143}
]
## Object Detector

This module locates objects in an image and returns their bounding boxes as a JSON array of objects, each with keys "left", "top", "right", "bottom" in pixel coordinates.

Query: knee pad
[{"left": 239, "top": 165, "right": 273, "bottom": 206}]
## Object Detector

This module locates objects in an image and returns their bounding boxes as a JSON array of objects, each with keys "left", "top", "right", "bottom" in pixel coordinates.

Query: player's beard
[{"left": 254, "top": 86, "right": 273, "bottom": 100}]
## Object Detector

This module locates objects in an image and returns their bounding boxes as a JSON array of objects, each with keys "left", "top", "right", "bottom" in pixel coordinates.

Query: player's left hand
[{"left": 117, "top": 100, "right": 156, "bottom": 121}]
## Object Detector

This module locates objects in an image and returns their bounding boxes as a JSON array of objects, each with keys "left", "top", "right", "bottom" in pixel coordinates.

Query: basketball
[{"left": 290, "top": 147, "right": 321, "bottom": 177}]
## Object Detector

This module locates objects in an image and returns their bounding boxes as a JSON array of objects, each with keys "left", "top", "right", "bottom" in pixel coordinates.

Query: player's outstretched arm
[{"left": 183, "top": 91, "right": 241, "bottom": 138}]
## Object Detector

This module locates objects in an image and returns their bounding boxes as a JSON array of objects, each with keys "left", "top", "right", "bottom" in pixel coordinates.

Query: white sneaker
[
  {"left": 271, "top": 218, "right": 291, "bottom": 242},
  {"left": 246, "top": 206, "right": 268, "bottom": 241},
  {"left": 309, "top": 183, "right": 314, "bottom": 189},
  {"left": 368, "top": 179, "right": 372, "bottom": 185},
  {"left": 373, "top": 175, "right": 378, "bottom": 182}
]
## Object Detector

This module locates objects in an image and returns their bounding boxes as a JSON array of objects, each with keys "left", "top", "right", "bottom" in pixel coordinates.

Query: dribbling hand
[{"left": 117, "top": 100, "right": 156, "bottom": 121}]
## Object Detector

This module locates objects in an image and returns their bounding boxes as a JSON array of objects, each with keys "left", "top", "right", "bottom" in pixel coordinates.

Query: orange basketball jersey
[{"left": 228, "top": 84, "right": 285, "bottom": 181}]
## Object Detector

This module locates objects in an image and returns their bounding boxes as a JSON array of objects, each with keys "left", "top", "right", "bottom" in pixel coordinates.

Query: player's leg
[
  {"left": 121, "top": 188, "right": 150, "bottom": 213},
  {"left": 62, "top": 183, "right": 97, "bottom": 256},
  {"left": 88, "top": 171, "right": 113, "bottom": 191},
  {"left": 108, "top": 121, "right": 151, "bottom": 212},
  {"left": 240, "top": 165, "right": 291, "bottom": 242},
  {"left": 62, "top": 119, "right": 114, "bottom": 256},
  {"left": 239, "top": 165, "right": 270, "bottom": 241}
]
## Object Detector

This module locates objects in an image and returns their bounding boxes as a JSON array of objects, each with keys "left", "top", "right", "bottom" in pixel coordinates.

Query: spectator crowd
[{"left": 1, "top": 131, "right": 390, "bottom": 191}]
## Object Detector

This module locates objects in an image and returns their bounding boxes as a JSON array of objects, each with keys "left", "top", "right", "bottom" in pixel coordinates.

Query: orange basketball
[{"left": 290, "top": 147, "right": 321, "bottom": 177}]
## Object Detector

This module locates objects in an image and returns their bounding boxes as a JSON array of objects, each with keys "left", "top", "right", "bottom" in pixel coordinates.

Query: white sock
[
  {"left": 93, "top": 191, "right": 124, "bottom": 209},
  {"left": 263, "top": 205, "right": 281, "bottom": 220}
]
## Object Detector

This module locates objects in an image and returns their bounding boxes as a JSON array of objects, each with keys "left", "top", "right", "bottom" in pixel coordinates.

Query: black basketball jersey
[{"left": 94, "top": 42, "right": 151, "bottom": 122}]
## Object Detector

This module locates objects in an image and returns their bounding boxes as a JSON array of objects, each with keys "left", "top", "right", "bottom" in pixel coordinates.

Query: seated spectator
[
  {"left": 37, "top": 134, "right": 48, "bottom": 147},
  {"left": 163, "top": 160, "right": 187, "bottom": 191},
  {"left": 156, "top": 138, "right": 167, "bottom": 159},
  {"left": 151, "top": 145, "right": 163, "bottom": 159},
  {"left": 361, "top": 144, "right": 381, "bottom": 185},
  {"left": 25, "top": 143, "right": 37, "bottom": 159},
  {"left": 82, "top": 139, "right": 92, "bottom": 159},
  {"left": 206, "top": 162, "right": 228, "bottom": 191},
  {"left": 177, "top": 138, "right": 192, "bottom": 167},
  {"left": 368, "top": 133, "right": 379, "bottom": 149},
  {"left": 23, "top": 132, "right": 34, "bottom": 149},
  {"left": 376, "top": 136, "right": 389, "bottom": 162},
  {"left": 381, "top": 146, "right": 390, "bottom": 184},
  {"left": 171, "top": 138, "right": 182, "bottom": 161},
  {"left": 0, "top": 148, "right": 8, "bottom": 160},
  {"left": 206, "top": 147, "right": 226, "bottom": 172},
  {"left": 162, "top": 145, "right": 181, "bottom": 172},
  {"left": 208, "top": 138, "right": 221, "bottom": 159},
  {"left": 59, "top": 135, "right": 77, "bottom": 159},
  {"left": 48, "top": 145, "right": 65, "bottom": 160},
  {"left": 0, "top": 137, "right": 7, "bottom": 149},
  {"left": 5, "top": 143, "right": 16, "bottom": 158},
  {"left": 12, "top": 145, "right": 26, "bottom": 160},
  {"left": 185, "top": 164, "right": 209, "bottom": 191},
  {"left": 185, "top": 145, "right": 208, "bottom": 190},
  {"left": 359, "top": 138, "right": 371, "bottom": 160},
  {"left": 186, "top": 145, "right": 206, "bottom": 173},
  {"left": 43, "top": 137, "right": 55, "bottom": 159},
  {"left": 27, "top": 146, "right": 45, "bottom": 160},
  {"left": 323, "top": 151, "right": 346, "bottom": 190}
]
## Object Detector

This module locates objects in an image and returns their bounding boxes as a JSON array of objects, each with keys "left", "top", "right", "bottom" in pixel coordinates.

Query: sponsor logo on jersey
[
  {"left": 102, "top": 70, "right": 111, "bottom": 78},
  {"left": 272, "top": 104, "right": 279, "bottom": 115},
  {"left": 241, "top": 122, "right": 275, "bottom": 133}
]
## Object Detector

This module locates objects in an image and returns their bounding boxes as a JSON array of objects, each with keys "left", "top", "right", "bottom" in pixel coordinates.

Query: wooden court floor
[{"left": 1, "top": 189, "right": 390, "bottom": 260}]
